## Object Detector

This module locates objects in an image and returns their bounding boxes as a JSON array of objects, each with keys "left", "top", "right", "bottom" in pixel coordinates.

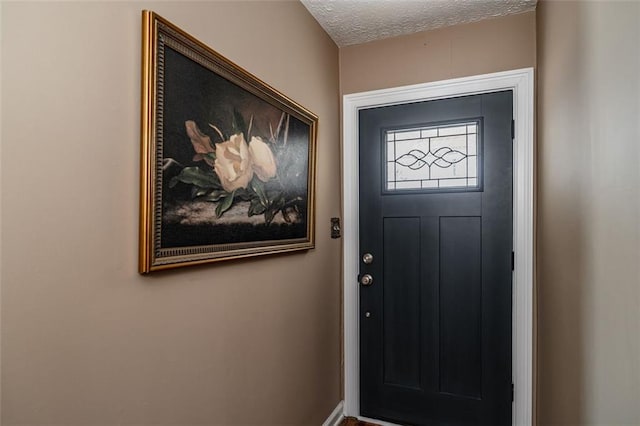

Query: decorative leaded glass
[{"left": 385, "top": 121, "right": 480, "bottom": 191}]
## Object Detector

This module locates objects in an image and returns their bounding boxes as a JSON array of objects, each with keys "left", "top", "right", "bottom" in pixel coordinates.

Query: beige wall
[
  {"left": 537, "top": 1, "right": 640, "bottom": 425},
  {"left": 0, "top": 1, "right": 340, "bottom": 425},
  {"left": 339, "top": 11, "right": 536, "bottom": 94}
]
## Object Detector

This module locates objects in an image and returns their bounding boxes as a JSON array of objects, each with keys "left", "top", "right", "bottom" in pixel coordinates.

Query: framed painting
[{"left": 139, "top": 11, "right": 317, "bottom": 273}]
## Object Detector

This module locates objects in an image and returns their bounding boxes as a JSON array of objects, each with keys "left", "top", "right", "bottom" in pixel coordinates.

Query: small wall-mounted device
[{"left": 331, "top": 217, "right": 341, "bottom": 239}]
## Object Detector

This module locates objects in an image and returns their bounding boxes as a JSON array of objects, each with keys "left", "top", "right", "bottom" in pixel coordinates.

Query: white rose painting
[
  {"left": 169, "top": 114, "right": 302, "bottom": 225},
  {"left": 157, "top": 42, "right": 314, "bottom": 251},
  {"left": 140, "top": 12, "right": 316, "bottom": 271}
]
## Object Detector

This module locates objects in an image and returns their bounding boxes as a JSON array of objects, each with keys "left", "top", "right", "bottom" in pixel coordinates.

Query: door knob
[
  {"left": 360, "top": 274, "right": 373, "bottom": 286},
  {"left": 362, "top": 253, "right": 373, "bottom": 264}
]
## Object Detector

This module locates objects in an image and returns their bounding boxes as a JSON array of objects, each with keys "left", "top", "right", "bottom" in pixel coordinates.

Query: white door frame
[{"left": 342, "top": 68, "right": 534, "bottom": 426}]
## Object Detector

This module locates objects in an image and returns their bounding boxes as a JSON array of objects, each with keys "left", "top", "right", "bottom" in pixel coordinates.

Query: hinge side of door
[
  {"left": 511, "top": 383, "right": 514, "bottom": 402},
  {"left": 511, "top": 119, "right": 515, "bottom": 140},
  {"left": 511, "top": 251, "right": 515, "bottom": 271}
]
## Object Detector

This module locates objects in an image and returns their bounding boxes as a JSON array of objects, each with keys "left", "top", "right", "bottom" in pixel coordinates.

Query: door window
[{"left": 385, "top": 121, "right": 481, "bottom": 192}]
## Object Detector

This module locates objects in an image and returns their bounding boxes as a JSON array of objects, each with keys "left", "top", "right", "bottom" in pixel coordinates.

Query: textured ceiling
[{"left": 301, "top": 0, "right": 537, "bottom": 47}]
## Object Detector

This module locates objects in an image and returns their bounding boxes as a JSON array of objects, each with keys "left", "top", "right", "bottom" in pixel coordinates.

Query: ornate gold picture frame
[{"left": 139, "top": 11, "right": 317, "bottom": 273}]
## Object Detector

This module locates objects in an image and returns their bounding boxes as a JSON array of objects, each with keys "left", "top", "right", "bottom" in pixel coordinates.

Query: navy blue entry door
[{"left": 359, "top": 91, "right": 513, "bottom": 426}]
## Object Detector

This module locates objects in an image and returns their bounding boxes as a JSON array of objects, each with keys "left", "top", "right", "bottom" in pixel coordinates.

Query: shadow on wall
[{"left": 537, "top": 2, "right": 586, "bottom": 424}]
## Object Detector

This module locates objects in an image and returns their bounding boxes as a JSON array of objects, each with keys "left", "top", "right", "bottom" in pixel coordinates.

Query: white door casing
[{"left": 342, "top": 68, "right": 534, "bottom": 426}]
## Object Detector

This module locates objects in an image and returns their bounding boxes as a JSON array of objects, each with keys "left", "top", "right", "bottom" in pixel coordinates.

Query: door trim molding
[{"left": 342, "top": 68, "right": 534, "bottom": 426}]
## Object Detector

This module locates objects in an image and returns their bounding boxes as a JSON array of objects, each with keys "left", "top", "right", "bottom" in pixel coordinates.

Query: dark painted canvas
[{"left": 139, "top": 12, "right": 317, "bottom": 273}]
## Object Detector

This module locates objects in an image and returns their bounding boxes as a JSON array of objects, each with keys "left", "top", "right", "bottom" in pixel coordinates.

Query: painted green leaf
[
  {"left": 234, "top": 188, "right": 252, "bottom": 202},
  {"left": 269, "top": 191, "right": 285, "bottom": 207},
  {"left": 248, "top": 198, "right": 267, "bottom": 217},
  {"left": 251, "top": 179, "right": 268, "bottom": 207},
  {"left": 215, "top": 190, "right": 236, "bottom": 218},
  {"left": 192, "top": 187, "right": 210, "bottom": 198},
  {"left": 284, "top": 196, "right": 304, "bottom": 207},
  {"left": 281, "top": 207, "right": 291, "bottom": 223},
  {"left": 232, "top": 109, "right": 246, "bottom": 138},
  {"left": 169, "top": 176, "right": 180, "bottom": 188},
  {"left": 266, "top": 198, "right": 284, "bottom": 224},
  {"left": 172, "top": 167, "right": 221, "bottom": 189},
  {"left": 200, "top": 190, "right": 226, "bottom": 202},
  {"left": 265, "top": 207, "right": 276, "bottom": 225}
]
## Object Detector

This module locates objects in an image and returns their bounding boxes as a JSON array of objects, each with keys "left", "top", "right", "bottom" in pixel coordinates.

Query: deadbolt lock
[{"left": 362, "top": 253, "right": 373, "bottom": 264}]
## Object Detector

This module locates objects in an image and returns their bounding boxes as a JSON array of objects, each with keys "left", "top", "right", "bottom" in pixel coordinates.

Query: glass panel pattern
[{"left": 386, "top": 122, "right": 479, "bottom": 191}]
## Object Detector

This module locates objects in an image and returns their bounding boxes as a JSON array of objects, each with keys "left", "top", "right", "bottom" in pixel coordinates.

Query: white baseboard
[
  {"left": 322, "top": 400, "right": 344, "bottom": 426},
  {"left": 357, "top": 415, "right": 403, "bottom": 426}
]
